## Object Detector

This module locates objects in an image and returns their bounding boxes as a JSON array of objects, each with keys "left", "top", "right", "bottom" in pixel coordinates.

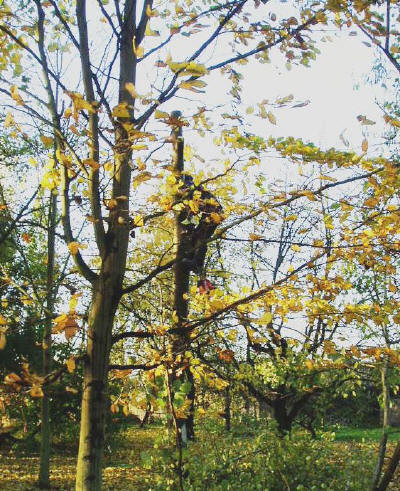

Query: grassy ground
[
  {"left": 333, "top": 425, "right": 400, "bottom": 442},
  {"left": 0, "top": 425, "right": 399, "bottom": 490}
]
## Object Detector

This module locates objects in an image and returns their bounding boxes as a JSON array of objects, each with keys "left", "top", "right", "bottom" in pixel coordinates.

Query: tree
[{"left": 1, "top": 1, "right": 399, "bottom": 489}]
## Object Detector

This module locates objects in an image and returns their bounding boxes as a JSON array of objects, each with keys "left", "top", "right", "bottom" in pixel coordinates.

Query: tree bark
[
  {"left": 372, "top": 356, "right": 391, "bottom": 491},
  {"left": 38, "top": 191, "right": 57, "bottom": 489},
  {"left": 75, "top": 279, "right": 119, "bottom": 490},
  {"left": 170, "top": 114, "right": 195, "bottom": 442},
  {"left": 74, "top": 1, "right": 137, "bottom": 488}
]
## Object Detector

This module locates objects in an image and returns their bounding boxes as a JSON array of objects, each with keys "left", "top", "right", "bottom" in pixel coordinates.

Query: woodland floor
[{"left": 1, "top": 426, "right": 400, "bottom": 490}]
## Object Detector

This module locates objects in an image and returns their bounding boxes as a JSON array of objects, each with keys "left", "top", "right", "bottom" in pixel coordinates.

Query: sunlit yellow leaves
[
  {"left": 166, "top": 56, "right": 208, "bottom": 77},
  {"left": 29, "top": 385, "right": 44, "bottom": 398},
  {"left": 210, "top": 212, "right": 224, "bottom": 224},
  {"left": 267, "top": 111, "right": 277, "bottom": 125},
  {"left": 249, "top": 233, "right": 263, "bottom": 241},
  {"left": 361, "top": 138, "right": 368, "bottom": 152},
  {"left": 146, "top": 4, "right": 158, "bottom": 17},
  {"left": 112, "top": 369, "right": 132, "bottom": 379},
  {"left": 4, "top": 373, "right": 22, "bottom": 385},
  {"left": 4, "top": 112, "right": 15, "bottom": 128},
  {"left": 179, "top": 79, "right": 207, "bottom": 92},
  {"left": 145, "top": 23, "right": 160, "bottom": 37},
  {"left": 66, "top": 357, "right": 76, "bottom": 373},
  {"left": 105, "top": 198, "right": 118, "bottom": 210},
  {"left": 41, "top": 168, "right": 60, "bottom": 191},
  {"left": 291, "top": 244, "right": 301, "bottom": 252},
  {"left": 155, "top": 109, "right": 170, "bottom": 119},
  {"left": 132, "top": 215, "right": 144, "bottom": 227},
  {"left": 256, "top": 311, "right": 272, "bottom": 325},
  {"left": 112, "top": 102, "right": 131, "bottom": 119},
  {"left": 0, "top": 326, "right": 7, "bottom": 350},
  {"left": 125, "top": 82, "right": 138, "bottom": 99},
  {"left": 10, "top": 85, "right": 24, "bottom": 105},
  {"left": 305, "top": 359, "right": 314, "bottom": 370},
  {"left": 69, "top": 292, "right": 81, "bottom": 313},
  {"left": 318, "top": 174, "right": 337, "bottom": 182},
  {"left": 66, "top": 91, "right": 97, "bottom": 122},
  {"left": 67, "top": 241, "right": 87, "bottom": 256},
  {"left": 40, "top": 135, "right": 54, "bottom": 148},
  {"left": 82, "top": 158, "right": 100, "bottom": 170},
  {"left": 323, "top": 340, "right": 337, "bottom": 355},
  {"left": 132, "top": 39, "right": 145, "bottom": 58},
  {"left": 298, "top": 190, "right": 317, "bottom": 201},
  {"left": 384, "top": 115, "right": 400, "bottom": 128},
  {"left": 133, "top": 171, "right": 152, "bottom": 189}
]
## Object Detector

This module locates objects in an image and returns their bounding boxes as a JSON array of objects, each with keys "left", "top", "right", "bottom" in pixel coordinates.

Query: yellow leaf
[
  {"left": 112, "top": 102, "right": 131, "bottom": 118},
  {"left": 0, "top": 328, "right": 6, "bottom": 350},
  {"left": 389, "top": 283, "right": 397, "bottom": 294},
  {"left": 5, "top": 373, "right": 23, "bottom": 384},
  {"left": 10, "top": 85, "right": 24, "bottom": 105},
  {"left": 210, "top": 212, "right": 224, "bottom": 224},
  {"left": 82, "top": 158, "right": 100, "bottom": 170},
  {"left": 267, "top": 111, "right": 276, "bottom": 125},
  {"left": 125, "top": 82, "right": 138, "bottom": 98},
  {"left": 66, "top": 386, "right": 78, "bottom": 394},
  {"left": 184, "top": 61, "right": 208, "bottom": 76},
  {"left": 106, "top": 198, "right": 118, "bottom": 210},
  {"left": 66, "top": 91, "right": 97, "bottom": 122},
  {"left": 40, "top": 135, "right": 54, "bottom": 148},
  {"left": 133, "top": 215, "right": 144, "bottom": 227},
  {"left": 361, "top": 138, "right": 368, "bottom": 152},
  {"left": 179, "top": 79, "right": 207, "bottom": 91},
  {"left": 68, "top": 241, "right": 87, "bottom": 255},
  {"left": 318, "top": 175, "right": 337, "bottom": 182},
  {"left": 154, "top": 110, "right": 170, "bottom": 119},
  {"left": 4, "top": 112, "right": 15, "bottom": 127},
  {"left": 146, "top": 4, "right": 158, "bottom": 16},
  {"left": 249, "top": 233, "right": 263, "bottom": 241},
  {"left": 305, "top": 359, "right": 313, "bottom": 370},
  {"left": 132, "top": 41, "right": 144, "bottom": 58},
  {"left": 0, "top": 314, "right": 7, "bottom": 326},
  {"left": 66, "top": 357, "right": 76, "bottom": 373},
  {"left": 30, "top": 385, "right": 44, "bottom": 398},
  {"left": 69, "top": 293, "right": 81, "bottom": 312},
  {"left": 259, "top": 312, "right": 272, "bottom": 324},
  {"left": 291, "top": 244, "right": 301, "bottom": 252},
  {"left": 145, "top": 23, "right": 160, "bottom": 36},
  {"left": 110, "top": 403, "right": 119, "bottom": 413}
]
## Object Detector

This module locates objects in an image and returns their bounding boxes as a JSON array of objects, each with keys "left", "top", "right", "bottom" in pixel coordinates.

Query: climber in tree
[{"left": 179, "top": 173, "right": 223, "bottom": 280}]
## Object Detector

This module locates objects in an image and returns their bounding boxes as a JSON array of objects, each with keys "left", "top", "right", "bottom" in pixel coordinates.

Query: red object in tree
[{"left": 198, "top": 278, "right": 214, "bottom": 294}]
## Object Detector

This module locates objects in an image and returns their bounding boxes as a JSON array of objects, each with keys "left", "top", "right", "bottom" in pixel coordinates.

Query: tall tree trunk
[
  {"left": 38, "top": 191, "right": 57, "bottom": 489},
  {"left": 170, "top": 114, "right": 195, "bottom": 442},
  {"left": 75, "top": 279, "right": 119, "bottom": 490},
  {"left": 75, "top": 1, "right": 136, "bottom": 488},
  {"left": 372, "top": 356, "right": 391, "bottom": 491}
]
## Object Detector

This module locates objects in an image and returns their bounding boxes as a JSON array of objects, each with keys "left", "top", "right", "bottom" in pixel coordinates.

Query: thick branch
[{"left": 76, "top": 0, "right": 106, "bottom": 256}]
